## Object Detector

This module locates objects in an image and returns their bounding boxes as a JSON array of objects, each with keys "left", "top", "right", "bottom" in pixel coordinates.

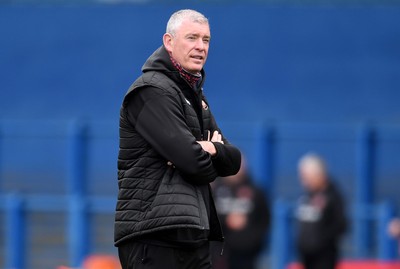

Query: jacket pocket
[{"left": 144, "top": 167, "right": 201, "bottom": 224}]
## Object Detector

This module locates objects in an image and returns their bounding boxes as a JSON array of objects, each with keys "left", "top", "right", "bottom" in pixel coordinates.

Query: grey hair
[
  {"left": 166, "top": 9, "right": 209, "bottom": 36},
  {"left": 298, "top": 152, "right": 327, "bottom": 173}
]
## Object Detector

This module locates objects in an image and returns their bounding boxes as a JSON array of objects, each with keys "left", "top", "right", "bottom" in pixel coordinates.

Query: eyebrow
[{"left": 185, "top": 33, "right": 211, "bottom": 39}]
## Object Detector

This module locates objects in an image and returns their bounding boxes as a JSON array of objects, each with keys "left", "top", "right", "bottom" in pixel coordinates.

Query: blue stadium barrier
[
  {"left": 0, "top": 120, "right": 117, "bottom": 269},
  {"left": 0, "top": 192, "right": 117, "bottom": 269}
]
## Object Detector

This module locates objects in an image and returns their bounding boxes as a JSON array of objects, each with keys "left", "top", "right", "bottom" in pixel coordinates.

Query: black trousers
[
  {"left": 227, "top": 250, "right": 258, "bottom": 269},
  {"left": 118, "top": 241, "right": 212, "bottom": 269},
  {"left": 300, "top": 248, "right": 338, "bottom": 269}
]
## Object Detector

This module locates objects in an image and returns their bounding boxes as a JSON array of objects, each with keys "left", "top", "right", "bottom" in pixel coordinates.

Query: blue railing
[
  {"left": 0, "top": 192, "right": 115, "bottom": 269},
  {"left": 0, "top": 120, "right": 118, "bottom": 268},
  {"left": 1, "top": 120, "right": 399, "bottom": 269}
]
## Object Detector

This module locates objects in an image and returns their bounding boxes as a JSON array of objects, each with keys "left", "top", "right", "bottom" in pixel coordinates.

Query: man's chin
[{"left": 187, "top": 64, "right": 203, "bottom": 74}]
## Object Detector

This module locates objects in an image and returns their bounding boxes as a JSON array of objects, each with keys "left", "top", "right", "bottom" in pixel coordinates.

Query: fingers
[
  {"left": 197, "top": 141, "right": 217, "bottom": 156},
  {"left": 210, "top": 130, "right": 224, "bottom": 144}
]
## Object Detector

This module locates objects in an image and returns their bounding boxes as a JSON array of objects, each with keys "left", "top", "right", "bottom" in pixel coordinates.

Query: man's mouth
[{"left": 191, "top": 55, "right": 204, "bottom": 61}]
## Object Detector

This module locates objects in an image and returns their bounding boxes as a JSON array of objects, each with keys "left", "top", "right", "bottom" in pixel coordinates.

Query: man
[
  {"left": 212, "top": 157, "right": 270, "bottom": 269},
  {"left": 295, "top": 153, "right": 347, "bottom": 269},
  {"left": 115, "top": 9, "right": 241, "bottom": 269}
]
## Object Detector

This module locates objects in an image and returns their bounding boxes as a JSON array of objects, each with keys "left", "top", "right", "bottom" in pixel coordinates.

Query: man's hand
[{"left": 197, "top": 130, "right": 224, "bottom": 156}]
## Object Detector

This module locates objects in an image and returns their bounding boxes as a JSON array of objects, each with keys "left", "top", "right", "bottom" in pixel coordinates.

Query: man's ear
[{"left": 163, "top": 33, "right": 173, "bottom": 53}]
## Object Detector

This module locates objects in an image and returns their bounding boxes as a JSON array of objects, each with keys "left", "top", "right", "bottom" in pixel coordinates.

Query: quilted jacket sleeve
[{"left": 126, "top": 87, "right": 219, "bottom": 185}]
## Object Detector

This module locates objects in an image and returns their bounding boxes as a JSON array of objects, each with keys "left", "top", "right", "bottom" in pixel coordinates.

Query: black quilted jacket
[{"left": 114, "top": 46, "right": 241, "bottom": 246}]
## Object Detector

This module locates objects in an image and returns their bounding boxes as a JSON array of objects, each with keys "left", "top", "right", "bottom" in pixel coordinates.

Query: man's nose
[{"left": 195, "top": 39, "right": 206, "bottom": 50}]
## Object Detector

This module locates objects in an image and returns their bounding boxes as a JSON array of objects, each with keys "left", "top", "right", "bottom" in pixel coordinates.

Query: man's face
[
  {"left": 164, "top": 19, "right": 210, "bottom": 74},
  {"left": 299, "top": 164, "right": 326, "bottom": 192}
]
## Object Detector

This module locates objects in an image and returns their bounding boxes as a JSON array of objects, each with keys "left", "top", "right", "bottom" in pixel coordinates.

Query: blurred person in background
[
  {"left": 295, "top": 153, "right": 347, "bottom": 269},
  {"left": 212, "top": 157, "right": 270, "bottom": 269},
  {"left": 388, "top": 217, "right": 400, "bottom": 255},
  {"left": 115, "top": 9, "right": 241, "bottom": 269}
]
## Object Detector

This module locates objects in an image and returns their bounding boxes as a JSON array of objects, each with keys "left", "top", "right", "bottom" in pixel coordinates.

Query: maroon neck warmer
[{"left": 170, "top": 56, "right": 201, "bottom": 88}]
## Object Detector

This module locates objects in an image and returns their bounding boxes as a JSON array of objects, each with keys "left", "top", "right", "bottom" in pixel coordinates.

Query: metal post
[
  {"left": 0, "top": 123, "right": 3, "bottom": 193},
  {"left": 67, "top": 121, "right": 88, "bottom": 197},
  {"left": 5, "top": 193, "right": 26, "bottom": 269},
  {"left": 68, "top": 194, "right": 90, "bottom": 267},
  {"left": 271, "top": 200, "right": 292, "bottom": 269},
  {"left": 254, "top": 123, "right": 275, "bottom": 199},
  {"left": 354, "top": 124, "right": 375, "bottom": 258},
  {"left": 67, "top": 121, "right": 90, "bottom": 267},
  {"left": 377, "top": 201, "right": 397, "bottom": 260}
]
